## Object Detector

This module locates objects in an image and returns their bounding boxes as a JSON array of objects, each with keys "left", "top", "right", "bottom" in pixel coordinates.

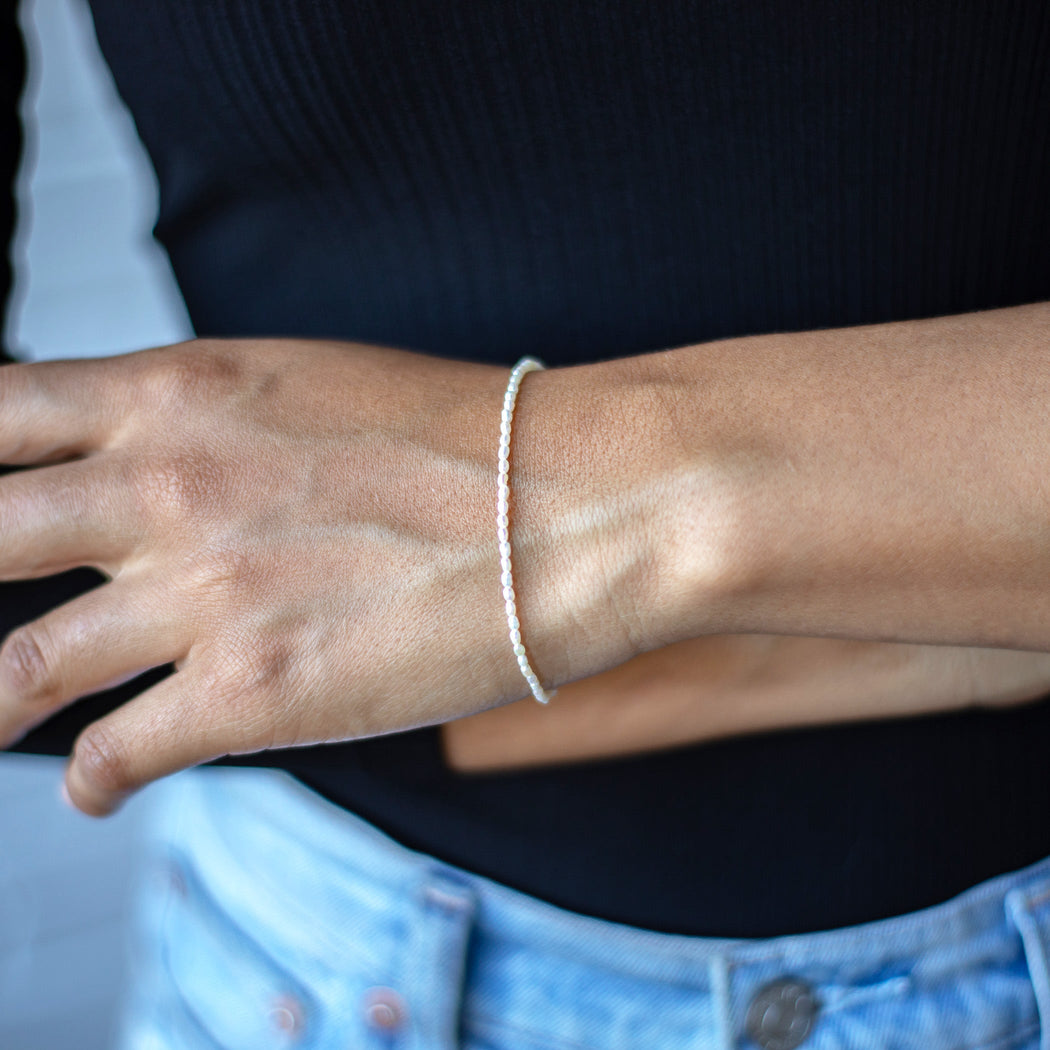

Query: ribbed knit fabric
[
  {"left": 86, "top": 0, "right": 1050, "bottom": 358},
  {"left": 14, "top": 0, "right": 1050, "bottom": 935}
]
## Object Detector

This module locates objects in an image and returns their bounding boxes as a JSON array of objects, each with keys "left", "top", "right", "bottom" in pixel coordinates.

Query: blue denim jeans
[{"left": 117, "top": 766, "right": 1050, "bottom": 1050}]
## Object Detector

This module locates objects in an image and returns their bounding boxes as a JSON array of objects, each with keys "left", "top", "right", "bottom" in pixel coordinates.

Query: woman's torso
[{"left": 83, "top": 0, "right": 1050, "bottom": 936}]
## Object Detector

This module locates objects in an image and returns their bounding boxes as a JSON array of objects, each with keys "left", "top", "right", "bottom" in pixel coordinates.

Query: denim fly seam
[{"left": 1006, "top": 881, "right": 1050, "bottom": 1050}]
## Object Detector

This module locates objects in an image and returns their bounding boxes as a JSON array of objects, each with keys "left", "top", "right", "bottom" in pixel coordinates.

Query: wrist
[{"left": 505, "top": 351, "right": 739, "bottom": 687}]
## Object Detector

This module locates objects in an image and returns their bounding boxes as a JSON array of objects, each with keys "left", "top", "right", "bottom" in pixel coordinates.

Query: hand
[
  {"left": 0, "top": 339, "right": 643, "bottom": 815},
  {"left": 441, "top": 633, "right": 1050, "bottom": 772}
]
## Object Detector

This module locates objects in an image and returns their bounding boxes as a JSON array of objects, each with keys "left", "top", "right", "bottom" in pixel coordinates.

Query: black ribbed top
[{"left": 10, "top": 0, "right": 1050, "bottom": 935}]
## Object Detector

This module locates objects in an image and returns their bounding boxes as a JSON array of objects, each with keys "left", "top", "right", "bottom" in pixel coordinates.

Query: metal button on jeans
[
  {"left": 744, "top": 978, "right": 820, "bottom": 1050},
  {"left": 363, "top": 986, "right": 408, "bottom": 1032},
  {"left": 268, "top": 994, "right": 306, "bottom": 1041}
]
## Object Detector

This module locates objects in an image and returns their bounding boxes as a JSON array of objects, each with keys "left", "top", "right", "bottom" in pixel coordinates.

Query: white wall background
[
  {"left": 5, "top": 0, "right": 191, "bottom": 361},
  {"left": 2, "top": 0, "right": 193, "bottom": 1046}
]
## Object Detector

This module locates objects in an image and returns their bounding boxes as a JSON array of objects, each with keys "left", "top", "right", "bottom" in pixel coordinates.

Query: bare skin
[
  {"left": 0, "top": 300, "right": 1047, "bottom": 814},
  {"left": 441, "top": 634, "right": 1050, "bottom": 773}
]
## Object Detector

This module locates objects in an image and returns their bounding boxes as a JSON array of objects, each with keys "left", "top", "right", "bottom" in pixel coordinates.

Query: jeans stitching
[
  {"left": 965, "top": 1018, "right": 1042, "bottom": 1050},
  {"left": 463, "top": 1010, "right": 605, "bottom": 1050}
]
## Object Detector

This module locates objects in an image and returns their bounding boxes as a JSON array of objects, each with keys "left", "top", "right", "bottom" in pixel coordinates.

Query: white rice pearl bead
[{"left": 499, "top": 356, "right": 551, "bottom": 705}]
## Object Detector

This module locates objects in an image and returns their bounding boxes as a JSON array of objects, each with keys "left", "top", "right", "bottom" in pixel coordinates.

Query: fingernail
[{"left": 58, "top": 779, "right": 74, "bottom": 810}]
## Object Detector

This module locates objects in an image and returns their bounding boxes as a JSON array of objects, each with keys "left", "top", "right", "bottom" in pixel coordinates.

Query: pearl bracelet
[{"left": 498, "top": 356, "right": 556, "bottom": 705}]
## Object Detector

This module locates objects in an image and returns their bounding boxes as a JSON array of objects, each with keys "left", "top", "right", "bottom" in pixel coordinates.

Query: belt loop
[
  {"left": 708, "top": 952, "right": 734, "bottom": 1050},
  {"left": 1005, "top": 884, "right": 1050, "bottom": 1050},
  {"left": 405, "top": 867, "right": 478, "bottom": 1050}
]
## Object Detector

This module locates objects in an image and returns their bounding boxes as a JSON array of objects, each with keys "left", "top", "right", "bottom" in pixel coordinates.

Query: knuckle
[
  {"left": 142, "top": 341, "right": 244, "bottom": 406},
  {"left": 75, "top": 724, "right": 133, "bottom": 795},
  {"left": 138, "top": 451, "right": 226, "bottom": 523},
  {"left": 180, "top": 543, "right": 259, "bottom": 600},
  {"left": 244, "top": 637, "right": 297, "bottom": 697},
  {"left": 0, "top": 625, "right": 59, "bottom": 705},
  {"left": 200, "top": 639, "right": 294, "bottom": 739},
  {"left": 221, "top": 644, "right": 290, "bottom": 706}
]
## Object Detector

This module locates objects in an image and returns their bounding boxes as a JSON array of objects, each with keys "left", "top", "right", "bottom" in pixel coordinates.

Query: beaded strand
[{"left": 498, "top": 357, "right": 556, "bottom": 705}]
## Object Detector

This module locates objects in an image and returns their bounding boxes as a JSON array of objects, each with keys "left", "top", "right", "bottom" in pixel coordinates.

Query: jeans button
[
  {"left": 363, "top": 986, "right": 408, "bottom": 1032},
  {"left": 744, "top": 978, "right": 820, "bottom": 1050},
  {"left": 268, "top": 994, "right": 306, "bottom": 1041}
]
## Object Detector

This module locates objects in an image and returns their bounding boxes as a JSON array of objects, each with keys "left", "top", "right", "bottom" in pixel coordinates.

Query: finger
[
  {"left": 0, "top": 574, "right": 188, "bottom": 749},
  {"left": 63, "top": 665, "right": 279, "bottom": 817},
  {"left": 0, "top": 354, "right": 148, "bottom": 464},
  {"left": 0, "top": 454, "right": 140, "bottom": 580}
]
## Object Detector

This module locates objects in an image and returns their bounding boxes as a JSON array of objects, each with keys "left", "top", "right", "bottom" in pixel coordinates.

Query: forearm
[
  {"left": 440, "top": 636, "right": 964, "bottom": 773},
  {"left": 514, "top": 300, "right": 1050, "bottom": 673}
]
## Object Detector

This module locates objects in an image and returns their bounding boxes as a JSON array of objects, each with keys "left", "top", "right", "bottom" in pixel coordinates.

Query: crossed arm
[{"left": 0, "top": 299, "right": 1047, "bottom": 813}]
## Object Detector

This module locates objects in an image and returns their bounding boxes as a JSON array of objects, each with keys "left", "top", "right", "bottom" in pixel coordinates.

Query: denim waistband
[{"left": 136, "top": 767, "right": 1050, "bottom": 1050}]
